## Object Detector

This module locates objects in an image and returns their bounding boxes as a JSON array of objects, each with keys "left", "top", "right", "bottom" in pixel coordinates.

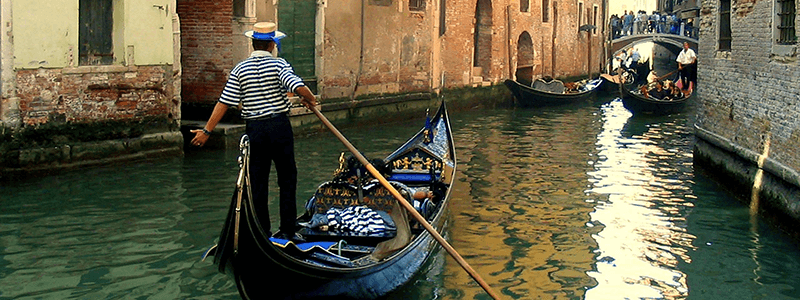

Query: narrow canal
[{"left": 2, "top": 94, "right": 799, "bottom": 299}]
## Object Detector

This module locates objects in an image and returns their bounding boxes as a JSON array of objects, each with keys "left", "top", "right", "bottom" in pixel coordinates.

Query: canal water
[{"left": 2, "top": 94, "right": 800, "bottom": 299}]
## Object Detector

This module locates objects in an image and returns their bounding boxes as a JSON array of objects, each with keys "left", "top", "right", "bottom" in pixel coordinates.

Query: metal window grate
[{"left": 777, "top": 0, "right": 797, "bottom": 44}]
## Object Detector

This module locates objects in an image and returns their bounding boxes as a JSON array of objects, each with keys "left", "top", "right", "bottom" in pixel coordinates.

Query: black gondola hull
[
  {"left": 619, "top": 84, "right": 690, "bottom": 115},
  {"left": 226, "top": 203, "right": 448, "bottom": 299},
  {"left": 504, "top": 79, "right": 600, "bottom": 107}
]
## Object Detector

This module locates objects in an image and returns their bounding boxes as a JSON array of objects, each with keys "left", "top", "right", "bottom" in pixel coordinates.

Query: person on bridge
[
  {"left": 190, "top": 22, "right": 319, "bottom": 243},
  {"left": 676, "top": 41, "right": 697, "bottom": 93},
  {"left": 623, "top": 11, "right": 634, "bottom": 36}
]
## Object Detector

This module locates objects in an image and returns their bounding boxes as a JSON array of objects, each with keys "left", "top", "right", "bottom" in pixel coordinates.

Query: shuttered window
[
  {"left": 719, "top": 0, "right": 731, "bottom": 51},
  {"left": 777, "top": 0, "right": 797, "bottom": 44},
  {"left": 79, "top": 0, "right": 114, "bottom": 65}
]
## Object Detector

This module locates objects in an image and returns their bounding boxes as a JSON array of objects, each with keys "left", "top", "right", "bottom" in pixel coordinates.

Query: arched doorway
[
  {"left": 473, "top": 0, "right": 492, "bottom": 79},
  {"left": 515, "top": 31, "right": 535, "bottom": 85}
]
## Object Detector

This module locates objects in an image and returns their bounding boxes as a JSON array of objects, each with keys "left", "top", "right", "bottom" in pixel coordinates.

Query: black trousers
[
  {"left": 246, "top": 113, "right": 297, "bottom": 235},
  {"left": 680, "top": 63, "right": 696, "bottom": 88}
]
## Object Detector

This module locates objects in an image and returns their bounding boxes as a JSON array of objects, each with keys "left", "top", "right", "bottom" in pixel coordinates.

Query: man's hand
[{"left": 190, "top": 129, "right": 210, "bottom": 147}]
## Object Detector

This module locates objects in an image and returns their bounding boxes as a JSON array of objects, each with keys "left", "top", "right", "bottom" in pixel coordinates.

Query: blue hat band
[
  {"left": 251, "top": 31, "right": 283, "bottom": 53},
  {"left": 252, "top": 31, "right": 277, "bottom": 40}
]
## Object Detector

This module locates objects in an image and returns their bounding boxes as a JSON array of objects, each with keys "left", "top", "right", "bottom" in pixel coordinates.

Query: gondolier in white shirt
[
  {"left": 191, "top": 22, "right": 318, "bottom": 242},
  {"left": 676, "top": 42, "right": 697, "bottom": 93}
]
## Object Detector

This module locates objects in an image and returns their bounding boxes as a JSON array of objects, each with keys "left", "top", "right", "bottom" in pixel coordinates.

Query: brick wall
[
  {"left": 15, "top": 66, "right": 175, "bottom": 126},
  {"left": 177, "top": 0, "right": 234, "bottom": 105},
  {"left": 696, "top": 0, "right": 800, "bottom": 172}
]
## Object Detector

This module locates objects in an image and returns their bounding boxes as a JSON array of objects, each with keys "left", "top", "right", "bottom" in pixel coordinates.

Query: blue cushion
[{"left": 388, "top": 173, "right": 435, "bottom": 183}]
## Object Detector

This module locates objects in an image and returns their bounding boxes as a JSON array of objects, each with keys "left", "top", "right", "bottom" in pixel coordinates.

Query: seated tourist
[{"left": 648, "top": 80, "right": 670, "bottom": 100}]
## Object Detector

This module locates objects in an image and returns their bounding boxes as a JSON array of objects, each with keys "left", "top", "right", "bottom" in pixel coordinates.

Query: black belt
[{"left": 248, "top": 112, "right": 287, "bottom": 122}]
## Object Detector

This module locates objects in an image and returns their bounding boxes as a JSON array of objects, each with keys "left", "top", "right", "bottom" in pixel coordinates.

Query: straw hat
[{"left": 244, "top": 22, "right": 286, "bottom": 41}]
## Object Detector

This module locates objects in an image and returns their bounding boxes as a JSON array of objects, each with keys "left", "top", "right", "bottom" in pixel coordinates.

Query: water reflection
[
  {"left": 2, "top": 99, "right": 800, "bottom": 299},
  {"left": 442, "top": 105, "right": 602, "bottom": 299},
  {"left": 586, "top": 99, "right": 696, "bottom": 299}
]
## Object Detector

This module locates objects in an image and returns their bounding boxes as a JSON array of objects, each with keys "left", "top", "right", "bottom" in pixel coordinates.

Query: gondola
[
  {"left": 206, "top": 100, "right": 456, "bottom": 299},
  {"left": 504, "top": 77, "right": 602, "bottom": 107},
  {"left": 598, "top": 59, "right": 650, "bottom": 96},
  {"left": 619, "top": 81, "right": 691, "bottom": 115}
]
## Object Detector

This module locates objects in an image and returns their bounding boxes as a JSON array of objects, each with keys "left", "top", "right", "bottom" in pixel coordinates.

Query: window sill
[
  {"left": 63, "top": 65, "right": 137, "bottom": 74},
  {"left": 772, "top": 44, "right": 797, "bottom": 60}
]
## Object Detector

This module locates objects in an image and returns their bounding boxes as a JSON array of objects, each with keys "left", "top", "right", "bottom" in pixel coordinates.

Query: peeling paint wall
[{"left": 1, "top": 0, "right": 181, "bottom": 171}]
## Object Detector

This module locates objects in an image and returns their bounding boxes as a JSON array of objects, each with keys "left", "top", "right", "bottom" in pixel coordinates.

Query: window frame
[
  {"left": 772, "top": 0, "right": 798, "bottom": 56},
  {"left": 409, "top": 0, "right": 425, "bottom": 12},
  {"left": 718, "top": 0, "right": 732, "bottom": 51},
  {"left": 79, "top": 0, "right": 116, "bottom": 66},
  {"left": 542, "top": 0, "right": 550, "bottom": 23}
]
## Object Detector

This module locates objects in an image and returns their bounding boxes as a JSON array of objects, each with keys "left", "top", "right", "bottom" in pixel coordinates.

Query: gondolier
[
  {"left": 676, "top": 42, "right": 697, "bottom": 93},
  {"left": 191, "top": 22, "right": 318, "bottom": 242}
]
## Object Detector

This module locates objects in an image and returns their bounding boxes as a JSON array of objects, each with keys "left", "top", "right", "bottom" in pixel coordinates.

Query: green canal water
[{"left": 1, "top": 95, "right": 799, "bottom": 299}]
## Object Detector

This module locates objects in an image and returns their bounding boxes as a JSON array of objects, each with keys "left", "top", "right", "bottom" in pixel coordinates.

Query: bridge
[{"left": 610, "top": 33, "right": 698, "bottom": 56}]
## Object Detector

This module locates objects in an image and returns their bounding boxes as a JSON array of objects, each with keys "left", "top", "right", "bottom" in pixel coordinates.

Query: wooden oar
[{"left": 307, "top": 104, "right": 502, "bottom": 300}]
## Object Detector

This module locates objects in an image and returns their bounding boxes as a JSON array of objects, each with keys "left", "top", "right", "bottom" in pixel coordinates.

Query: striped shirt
[{"left": 218, "top": 51, "right": 306, "bottom": 119}]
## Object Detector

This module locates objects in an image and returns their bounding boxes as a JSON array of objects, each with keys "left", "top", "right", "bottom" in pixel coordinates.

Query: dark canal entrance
[{"left": 2, "top": 94, "right": 799, "bottom": 299}]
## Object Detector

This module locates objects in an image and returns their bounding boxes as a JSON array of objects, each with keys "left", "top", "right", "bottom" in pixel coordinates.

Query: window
[
  {"left": 719, "top": 0, "right": 731, "bottom": 51},
  {"left": 520, "top": 0, "right": 529, "bottom": 12},
  {"left": 593, "top": 5, "right": 598, "bottom": 34},
  {"left": 410, "top": 0, "right": 425, "bottom": 11},
  {"left": 543, "top": 0, "right": 549, "bottom": 22},
  {"left": 79, "top": 0, "right": 114, "bottom": 65},
  {"left": 440, "top": 0, "right": 446, "bottom": 36},
  {"left": 578, "top": 2, "right": 583, "bottom": 28},
  {"left": 777, "top": 0, "right": 796, "bottom": 44}
]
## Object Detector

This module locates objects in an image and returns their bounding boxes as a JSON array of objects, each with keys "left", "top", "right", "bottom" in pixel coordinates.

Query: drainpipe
[
  {"left": 506, "top": 5, "right": 513, "bottom": 79},
  {"left": 1, "top": 0, "right": 20, "bottom": 129},
  {"left": 350, "top": 0, "right": 365, "bottom": 101}
]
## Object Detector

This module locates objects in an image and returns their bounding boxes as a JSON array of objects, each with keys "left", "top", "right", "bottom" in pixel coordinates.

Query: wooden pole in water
[{"left": 306, "top": 105, "right": 502, "bottom": 300}]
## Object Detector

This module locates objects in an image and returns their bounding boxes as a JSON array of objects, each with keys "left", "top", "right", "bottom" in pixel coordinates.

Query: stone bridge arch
[{"left": 611, "top": 34, "right": 697, "bottom": 57}]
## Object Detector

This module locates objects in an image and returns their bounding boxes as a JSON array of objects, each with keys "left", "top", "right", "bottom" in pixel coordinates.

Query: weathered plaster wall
[{"left": 1, "top": 0, "right": 182, "bottom": 175}]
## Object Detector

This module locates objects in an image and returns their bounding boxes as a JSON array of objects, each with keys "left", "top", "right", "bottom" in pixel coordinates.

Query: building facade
[
  {"left": 1, "top": 0, "right": 183, "bottom": 176},
  {"left": 695, "top": 0, "right": 800, "bottom": 222},
  {"left": 179, "top": 0, "right": 607, "bottom": 110}
]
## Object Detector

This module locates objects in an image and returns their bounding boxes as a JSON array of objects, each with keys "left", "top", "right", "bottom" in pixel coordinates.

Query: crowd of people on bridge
[{"left": 610, "top": 10, "right": 695, "bottom": 40}]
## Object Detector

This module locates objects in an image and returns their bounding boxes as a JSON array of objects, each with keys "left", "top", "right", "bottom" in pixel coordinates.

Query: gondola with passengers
[{"left": 205, "top": 100, "right": 457, "bottom": 299}]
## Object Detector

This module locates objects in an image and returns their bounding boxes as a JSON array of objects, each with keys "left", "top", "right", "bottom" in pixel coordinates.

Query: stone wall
[{"left": 695, "top": 0, "right": 800, "bottom": 221}]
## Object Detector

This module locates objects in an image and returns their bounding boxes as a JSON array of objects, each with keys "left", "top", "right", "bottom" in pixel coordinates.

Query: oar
[{"left": 307, "top": 104, "right": 502, "bottom": 300}]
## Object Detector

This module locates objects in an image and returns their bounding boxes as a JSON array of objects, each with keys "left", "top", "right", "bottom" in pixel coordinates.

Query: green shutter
[{"left": 279, "top": 0, "right": 317, "bottom": 93}]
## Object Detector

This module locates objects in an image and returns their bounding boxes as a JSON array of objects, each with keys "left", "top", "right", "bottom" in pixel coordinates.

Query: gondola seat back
[
  {"left": 387, "top": 148, "right": 443, "bottom": 184},
  {"left": 310, "top": 181, "right": 402, "bottom": 215}
]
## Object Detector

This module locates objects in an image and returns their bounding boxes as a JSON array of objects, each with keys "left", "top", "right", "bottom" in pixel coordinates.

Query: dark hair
[{"left": 252, "top": 39, "right": 273, "bottom": 50}]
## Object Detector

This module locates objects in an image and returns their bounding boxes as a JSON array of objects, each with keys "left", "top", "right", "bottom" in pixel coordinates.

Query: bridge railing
[{"left": 611, "top": 20, "right": 698, "bottom": 41}]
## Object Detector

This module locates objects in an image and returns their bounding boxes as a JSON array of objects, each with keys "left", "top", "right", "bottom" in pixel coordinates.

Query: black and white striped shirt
[{"left": 218, "top": 51, "right": 306, "bottom": 120}]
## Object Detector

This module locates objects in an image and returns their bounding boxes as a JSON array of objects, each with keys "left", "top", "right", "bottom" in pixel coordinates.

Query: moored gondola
[
  {"left": 504, "top": 77, "right": 602, "bottom": 107},
  {"left": 206, "top": 100, "right": 456, "bottom": 299}
]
